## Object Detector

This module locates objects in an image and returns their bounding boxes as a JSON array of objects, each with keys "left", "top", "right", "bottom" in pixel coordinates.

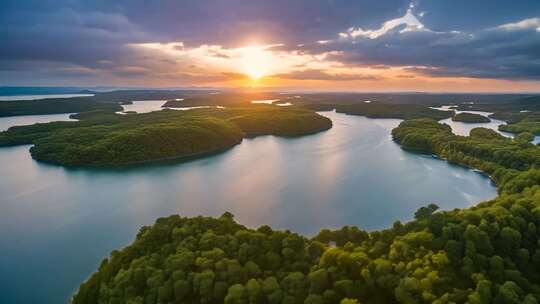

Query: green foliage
[
  {"left": 0, "top": 98, "right": 121, "bottom": 117},
  {"left": 414, "top": 203, "right": 439, "bottom": 220},
  {"left": 500, "top": 121, "right": 540, "bottom": 135},
  {"left": 515, "top": 132, "right": 535, "bottom": 144},
  {"left": 335, "top": 103, "right": 454, "bottom": 120},
  {"left": 73, "top": 180, "right": 540, "bottom": 304},
  {"left": 452, "top": 112, "right": 490, "bottom": 123},
  {"left": 470, "top": 128, "right": 506, "bottom": 141},
  {"left": 0, "top": 106, "right": 332, "bottom": 166},
  {"left": 225, "top": 106, "right": 332, "bottom": 137},
  {"left": 392, "top": 119, "right": 540, "bottom": 191},
  {"left": 30, "top": 116, "right": 244, "bottom": 166}
]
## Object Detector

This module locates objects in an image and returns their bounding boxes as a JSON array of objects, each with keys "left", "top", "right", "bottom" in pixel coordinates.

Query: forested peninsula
[
  {"left": 72, "top": 118, "right": 540, "bottom": 304},
  {"left": 335, "top": 103, "right": 454, "bottom": 121},
  {"left": 499, "top": 121, "right": 540, "bottom": 136},
  {"left": 0, "top": 106, "right": 331, "bottom": 166},
  {"left": 0, "top": 98, "right": 122, "bottom": 117}
]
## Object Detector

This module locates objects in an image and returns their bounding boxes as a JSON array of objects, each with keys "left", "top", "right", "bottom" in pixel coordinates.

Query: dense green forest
[
  {"left": 72, "top": 118, "right": 540, "bottom": 304},
  {"left": 452, "top": 113, "right": 490, "bottom": 123},
  {"left": 301, "top": 103, "right": 455, "bottom": 120},
  {"left": 499, "top": 121, "right": 540, "bottom": 135},
  {"left": 455, "top": 96, "right": 540, "bottom": 113},
  {"left": 392, "top": 119, "right": 540, "bottom": 192},
  {"left": 486, "top": 110, "right": 540, "bottom": 136},
  {"left": 489, "top": 112, "right": 540, "bottom": 124},
  {"left": 0, "top": 98, "right": 122, "bottom": 117},
  {"left": 0, "top": 106, "right": 331, "bottom": 166},
  {"left": 334, "top": 103, "right": 454, "bottom": 120}
]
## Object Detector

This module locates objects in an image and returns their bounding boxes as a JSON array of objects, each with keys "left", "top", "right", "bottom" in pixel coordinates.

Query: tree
[
  {"left": 515, "top": 132, "right": 534, "bottom": 144},
  {"left": 308, "top": 269, "right": 329, "bottom": 294},
  {"left": 224, "top": 284, "right": 247, "bottom": 304},
  {"left": 414, "top": 203, "right": 440, "bottom": 220}
]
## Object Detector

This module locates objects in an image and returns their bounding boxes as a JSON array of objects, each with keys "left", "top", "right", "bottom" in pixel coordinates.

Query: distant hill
[{"left": 0, "top": 86, "right": 97, "bottom": 96}]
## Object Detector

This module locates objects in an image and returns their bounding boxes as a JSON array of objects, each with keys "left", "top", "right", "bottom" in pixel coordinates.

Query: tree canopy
[
  {"left": 452, "top": 113, "right": 490, "bottom": 123},
  {"left": 0, "top": 106, "right": 332, "bottom": 166}
]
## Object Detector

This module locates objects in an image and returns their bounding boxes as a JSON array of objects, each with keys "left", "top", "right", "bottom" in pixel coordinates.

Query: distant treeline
[{"left": 0, "top": 98, "right": 122, "bottom": 117}]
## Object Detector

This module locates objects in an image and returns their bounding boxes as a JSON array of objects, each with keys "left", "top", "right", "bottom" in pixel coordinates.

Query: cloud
[
  {"left": 273, "top": 69, "right": 380, "bottom": 81},
  {"left": 499, "top": 18, "right": 540, "bottom": 32},
  {"left": 308, "top": 14, "right": 540, "bottom": 80},
  {"left": 1, "top": 0, "right": 540, "bottom": 87},
  {"left": 339, "top": 5, "right": 427, "bottom": 39}
]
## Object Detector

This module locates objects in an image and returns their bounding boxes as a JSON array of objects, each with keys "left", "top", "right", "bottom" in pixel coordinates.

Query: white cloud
[
  {"left": 498, "top": 17, "right": 540, "bottom": 32},
  {"left": 127, "top": 42, "right": 344, "bottom": 81},
  {"left": 339, "top": 8, "right": 426, "bottom": 39}
]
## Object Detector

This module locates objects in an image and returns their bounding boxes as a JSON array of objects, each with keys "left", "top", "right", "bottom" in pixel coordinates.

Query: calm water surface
[
  {"left": 0, "top": 110, "right": 497, "bottom": 303},
  {"left": 118, "top": 100, "right": 168, "bottom": 113},
  {"left": 118, "top": 100, "right": 223, "bottom": 114}
]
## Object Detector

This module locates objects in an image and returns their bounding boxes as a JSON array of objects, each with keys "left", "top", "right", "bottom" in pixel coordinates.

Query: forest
[
  {"left": 452, "top": 113, "right": 490, "bottom": 123},
  {"left": 499, "top": 121, "right": 540, "bottom": 136},
  {"left": 0, "top": 98, "right": 122, "bottom": 117},
  {"left": 0, "top": 106, "right": 331, "bottom": 166},
  {"left": 72, "top": 118, "right": 540, "bottom": 304},
  {"left": 334, "top": 103, "right": 454, "bottom": 121}
]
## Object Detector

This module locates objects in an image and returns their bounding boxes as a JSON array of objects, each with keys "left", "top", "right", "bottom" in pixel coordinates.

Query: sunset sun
[{"left": 240, "top": 46, "right": 271, "bottom": 80}]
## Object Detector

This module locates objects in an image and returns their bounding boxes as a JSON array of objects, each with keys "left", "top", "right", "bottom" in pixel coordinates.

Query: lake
[
  {"left": 0, "top": 113, "right": 75, "bottom": 131},
  {"left": 118, "top": 100, "right": 224, "bottom": 114},
  {"left": 431, "top": 105, "right": 540, "bottom": 144},
  {"left": 0, "top": 110, "right": 497, "bottom": 303}
]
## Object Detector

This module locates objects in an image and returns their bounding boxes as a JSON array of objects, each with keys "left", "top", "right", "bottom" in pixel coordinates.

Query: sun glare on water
[{"left": 240, "top": 46, "right": 271, "bottom": 80}]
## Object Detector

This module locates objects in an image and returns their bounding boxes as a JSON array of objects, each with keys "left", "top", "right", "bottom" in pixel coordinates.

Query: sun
[{"left": 240, "top": 46, "right": 271, "bottom": 80}]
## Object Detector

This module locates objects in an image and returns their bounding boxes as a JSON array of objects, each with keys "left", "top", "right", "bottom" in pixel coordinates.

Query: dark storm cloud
[
  {"left": 318, "top": 19, "right": 540, "bottom": 80},
  {"left": 0, "top": 4, "right": 146, "bottom": 67}
]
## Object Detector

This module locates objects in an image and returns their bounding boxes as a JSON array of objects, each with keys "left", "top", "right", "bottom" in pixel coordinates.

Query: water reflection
[
  {"left": 251, "top": 99, "right": 279, "bottom": 104},
  {"left": 0, "top": 113, "right": 75, "bottom": 131},
  {"left": 118, "top": 100, "right": 225, "bottom": 114},
  {"left": 118, "top": 100, "right": 168, "bottom": 113}
]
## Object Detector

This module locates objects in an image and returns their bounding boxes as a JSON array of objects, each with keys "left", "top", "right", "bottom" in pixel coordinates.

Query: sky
[{"left": 2, "top": 0, "right": 540, "bottom": 92}]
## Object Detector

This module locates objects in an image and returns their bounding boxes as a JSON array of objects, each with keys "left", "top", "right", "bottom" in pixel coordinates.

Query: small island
[
  {"left": 0, "top": 106, "right": 332, "bottom": 166},
  {"left": 451, "top": 112, "right": 490, "bottom": 123}
]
